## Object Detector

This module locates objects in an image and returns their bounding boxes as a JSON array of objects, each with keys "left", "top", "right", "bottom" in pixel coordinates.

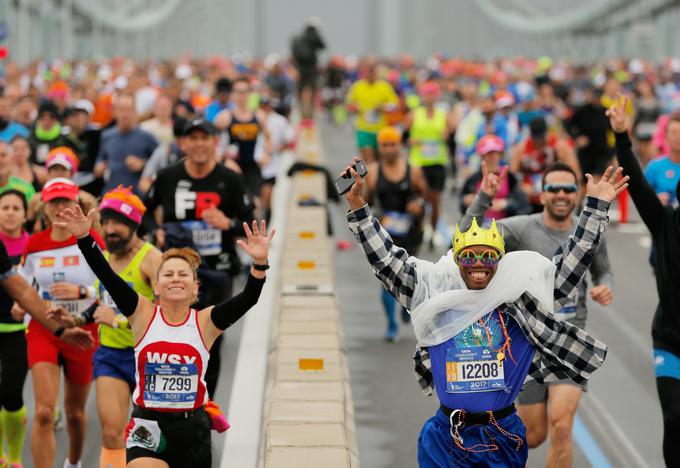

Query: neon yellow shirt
[
  {"left": 347, "top": 79, "right": 399, "bottom": 133},
  {"left": 409, "top": 107, "right": 448, "bottom": 167},
  {"left": 97, "top": 242, "right": 155, "bottom": 349}
]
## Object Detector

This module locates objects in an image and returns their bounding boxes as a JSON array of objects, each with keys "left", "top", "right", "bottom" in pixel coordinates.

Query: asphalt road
[
  {"left": 16, "top": 119, "right": 665, "bottom": 468},
  {"left": 322, "top": 122, "right": 665, "bottom": 468}
]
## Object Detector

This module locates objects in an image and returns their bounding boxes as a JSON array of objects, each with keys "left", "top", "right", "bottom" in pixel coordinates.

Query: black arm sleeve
[
  {"left": 0, "top": 241, "right": 13, "bottom": 278},
  {"left": 614, "top": 131, "right": 664, "bottom": 235},
  {"left": 76, "top": 235, "right": 139, "bottom": 316},
  {"left": 210, "top": 273, "right": 265, "bottom": 330}
]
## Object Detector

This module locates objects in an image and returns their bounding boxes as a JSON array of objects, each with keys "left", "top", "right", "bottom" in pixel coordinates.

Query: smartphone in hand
[{"left": 335, "top": 160, "right": 368, "bottom": 195}]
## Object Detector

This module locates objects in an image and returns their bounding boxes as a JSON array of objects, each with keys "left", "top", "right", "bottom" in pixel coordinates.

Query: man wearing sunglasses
[
  {"left": 343, "top": 158, "right": 627, "bottom": 467},
  {"left": 461, "top": 160, "right": 614, "bottom": 468}
]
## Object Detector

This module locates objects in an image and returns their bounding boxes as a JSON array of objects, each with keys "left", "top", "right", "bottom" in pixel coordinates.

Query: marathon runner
[
  {"left": 510, "top": 116, "right": 581, "bottom": 212},
  {"left": 0, "top": 218, "right": 93, "bottom": 468},
  {"left": 460, "top": 135, "right": 530, "bottom": 221},
  {"left": 346, "top": 60, "right": 399, "bottom": 164},
  {"left": 17, "top": 178, "right": 102, "bottom": 468},
  {"left": 404, "top": 81, "right": 454, "bottom": 250},
  {"left": 342, "top": 158, "right": 627, "bottom": 467},
  {"left": 257, "top": 95, "right": 294, "bottom": 223},
  {"left": 95, "top": 187, "right": 161, "bottom": 468},
  {"left": 462, "top": 160, "right": 614, "bottom": 467},
  {"left": 214, "top": 78, "right": 271, "bottom": 200},
  {"left": 55, "top": 206, "right": 272, "bottom": 468},
  {"left": 608, "top": 95, "right": 680, "bottom": 467},
  {"left": 144, "top": 118, "right": 254, "bottom": 397},
  {"left": 362, "top": 126, "right": 428, "bottom": 341},
  {"left": 0, "top": 189, "right": 30, "bottom": 467}
]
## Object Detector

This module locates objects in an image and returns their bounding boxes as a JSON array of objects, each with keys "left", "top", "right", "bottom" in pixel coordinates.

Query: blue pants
[{"left": 417, "top": 408, "right": 528, "bottom": 467}]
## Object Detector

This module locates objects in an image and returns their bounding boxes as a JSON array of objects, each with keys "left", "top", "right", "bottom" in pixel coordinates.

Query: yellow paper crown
[{"left": 452, "top": 217, "right": 505, "bottom": 256}]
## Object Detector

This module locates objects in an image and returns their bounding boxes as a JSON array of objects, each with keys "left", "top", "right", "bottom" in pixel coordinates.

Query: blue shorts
[
  {"left": 417, "top": 408, "right": 527, "bottom": 467},
  {"left": 654, "top": 348, "right": 680, "bottom": 380},
  {"left": 93, "top": 344, "right": 136, "bottom": 390}
]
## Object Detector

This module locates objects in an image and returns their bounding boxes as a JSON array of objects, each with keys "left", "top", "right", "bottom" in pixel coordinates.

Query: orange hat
[{"left": 377, "top": 126, "right": 402, "bottom": 144}]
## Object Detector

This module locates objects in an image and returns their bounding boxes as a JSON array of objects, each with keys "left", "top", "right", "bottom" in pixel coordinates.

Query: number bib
[
  {"left": 445, "top": 347, "right": 506, "bottom": 393},
  {"left": 43, "top": 291, "right": 93, "bottom": 317},
  {"left": 181, "top": 221, "right": 222, "bottom": 256},
  {"left": 143, "top": 363, "right": 199, "bottom": 409},
  {"left": 421, "top": 141, "right": 441, "bottom": 159},
  {"left": 381, "top": 211, "right": 412, "bottom": 237},
  {"left": 557, "top": 290, "right": 578, "bottom": 321}
]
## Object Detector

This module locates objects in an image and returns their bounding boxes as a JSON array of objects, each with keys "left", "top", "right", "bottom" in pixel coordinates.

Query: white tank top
[{"left": 133, "top": 305, "right": 210, "bottom": 411}]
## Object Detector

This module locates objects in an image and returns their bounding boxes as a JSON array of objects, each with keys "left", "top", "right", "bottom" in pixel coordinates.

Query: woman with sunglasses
[
  {"left": 53, "top": 204, "right": 272, "bottom": 468},
  {"left": 461, "top": 160, "right": 614, "bottom": 467},
  {"left": 342, "top": 157, "right": 626, "bottom": 467}
]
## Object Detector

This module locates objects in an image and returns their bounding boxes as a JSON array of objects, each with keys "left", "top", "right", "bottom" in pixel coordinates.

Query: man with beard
[
  {"left": 92, "top": 186, "right": 161, "bottom": 468},
  {"left": 461, "top": 161, "right": 613, "bottom": 468},
  {"left": 343, "top": 155, "right": 625, "bottom": 467}
]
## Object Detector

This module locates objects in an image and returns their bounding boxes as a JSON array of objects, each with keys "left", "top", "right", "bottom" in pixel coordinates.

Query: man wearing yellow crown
[{"left": 342, "top": 157, "right": 629, "bottom": 467}]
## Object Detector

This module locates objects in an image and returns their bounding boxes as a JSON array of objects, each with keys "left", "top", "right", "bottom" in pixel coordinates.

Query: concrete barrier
[{"left": 259, "top": 124, "right": 359, "bottom": 468}]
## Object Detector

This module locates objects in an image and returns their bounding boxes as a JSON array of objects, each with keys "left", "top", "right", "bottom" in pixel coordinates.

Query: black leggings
[
  {"left": 657, "top": 376, "right": 680, "bottom": 467},
  {"left": 0, "top": 330, "right": 28, "bottom": 411}
]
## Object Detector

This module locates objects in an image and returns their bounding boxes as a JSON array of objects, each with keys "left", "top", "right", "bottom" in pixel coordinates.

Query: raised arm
[
  {"left": 343, "top": 159, "right": 423, "bottom": 310},
  {"left": 607, "top": 94, "right": 664, "bottom": 235},
  {"left": 54, "top": 205, "right": 143, "bottom": 317},
  {"left": 553, "top": 166, "right": 628, "bottom": 306},
  {"left": 201, "top": 220, "right": 273, "bottom": 346}
]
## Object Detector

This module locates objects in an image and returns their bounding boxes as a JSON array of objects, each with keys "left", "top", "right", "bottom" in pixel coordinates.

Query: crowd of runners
[{"left": 0, "top": 27, "right": 677, "bottom": 467}]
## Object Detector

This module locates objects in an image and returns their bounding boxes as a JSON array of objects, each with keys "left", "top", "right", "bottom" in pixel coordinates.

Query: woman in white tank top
[{"left": 51, "top": 206, "right": 273, "bottom": 468}]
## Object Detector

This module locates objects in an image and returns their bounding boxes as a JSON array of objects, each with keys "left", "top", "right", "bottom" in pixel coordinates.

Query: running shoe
[{"left": 385, "top": 323, "right": 399, "bottom": 342}]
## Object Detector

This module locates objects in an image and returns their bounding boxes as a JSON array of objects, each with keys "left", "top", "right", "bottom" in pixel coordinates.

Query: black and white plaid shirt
[{"left": 348, "top": 196, "right": 610, "bottom": 396}]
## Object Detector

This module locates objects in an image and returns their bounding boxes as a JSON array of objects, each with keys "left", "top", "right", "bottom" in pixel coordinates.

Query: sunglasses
[
  {"left": 543, "top": 183, "right": 578, "bottom": 194},
  {"left": 455, "top": 248, "right": 501, "bottom": 267}
]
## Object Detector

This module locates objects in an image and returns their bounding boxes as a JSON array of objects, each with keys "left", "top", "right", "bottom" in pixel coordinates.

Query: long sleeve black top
[
  {"left": 76, "top": 235, "right": 265, "bottom": 331},
  {"left": 615, "top": 131, "right": 680, "bottom": 356}
]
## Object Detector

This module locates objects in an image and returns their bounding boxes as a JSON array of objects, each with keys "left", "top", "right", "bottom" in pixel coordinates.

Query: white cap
[{"left": 73, "top": 99, "right": 94, "bottom": 115}]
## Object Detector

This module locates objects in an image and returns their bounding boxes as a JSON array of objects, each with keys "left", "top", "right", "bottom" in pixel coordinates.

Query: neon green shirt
[
  {"left": 97, "top": 243, "right": 155, "bottom": 349},
  {"left": 347, "top": 79, "right": 399, "bottom": 133},
  {"left": 0, "top": 176, "right": 36, "bottom": 204},
  {"left": 409, "top": 107, "right": 448, "bottom": 167}
]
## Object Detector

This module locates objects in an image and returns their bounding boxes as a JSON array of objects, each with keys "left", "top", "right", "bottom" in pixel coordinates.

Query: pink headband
[{"left": 99, "top": 197, "right": 143, "bottom": 224}]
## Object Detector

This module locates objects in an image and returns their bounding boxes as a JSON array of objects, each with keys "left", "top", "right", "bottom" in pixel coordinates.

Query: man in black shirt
[
  {"left": 568, "top": 86, "right": 612, "bottom": 180},
  {"left": 144, "top": 118, "right": 253, "bottom": 396}
]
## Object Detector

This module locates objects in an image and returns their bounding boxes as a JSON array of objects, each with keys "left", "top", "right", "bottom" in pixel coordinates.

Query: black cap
[
  {"left": 38, "top": 100, "right": 59, "bottom": 118},
  {"left": 183, "top": 118, "right": 217, "bottom": 136},
  {"left": 529, "top": 116, "right": 548, "bottom": 138},
  {"left": 216, "top": 78, "right": 232, "bottom": 94}
]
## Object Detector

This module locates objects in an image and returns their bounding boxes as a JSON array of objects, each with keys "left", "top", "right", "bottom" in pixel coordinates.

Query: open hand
[
  {"left": 585, "top": 166, "right": 629, "bottom": 203},
  {"left": 236, "top": 220, "right": 275, "bottom": 264},
  {"left": 54, "top": 205, "right": 95, "bottom": 239},
  {"left": 480, "top": 160, "right": 507, "bottom": 198},
  {"left": 605, "top": 93, "right": 631, "bottom": 133}
]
